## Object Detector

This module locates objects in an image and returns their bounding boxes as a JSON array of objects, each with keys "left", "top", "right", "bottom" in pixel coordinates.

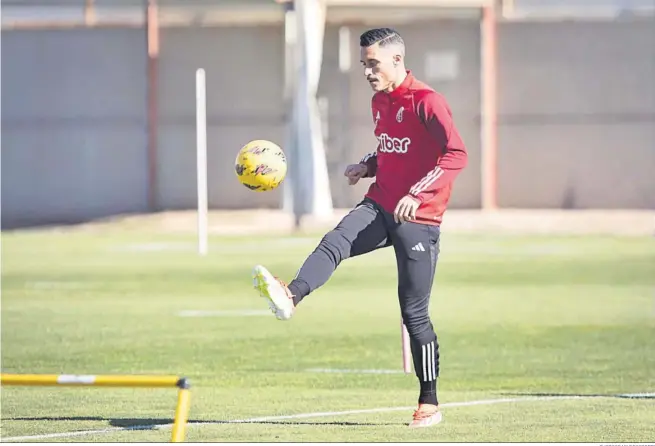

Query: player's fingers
[
  {"left": 393, "top": 203, "right": 402, "bottom": 224},
  {"left": 408, "top": 203, "right": 417, "bottom": 221},
  {"left": 407, "top": 203, "right": 416, "bottom": 221},
  {"left": 402, "top": 204, "right": 411, "bottom": 223},
  {"left": 397, "top": 202, "right": 408, "bottom": 223}
]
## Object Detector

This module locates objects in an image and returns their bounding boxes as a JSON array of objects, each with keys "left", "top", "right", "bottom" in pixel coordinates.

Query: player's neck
[{"left": 385, "top": 69, "right": 408, "bottom": 94}]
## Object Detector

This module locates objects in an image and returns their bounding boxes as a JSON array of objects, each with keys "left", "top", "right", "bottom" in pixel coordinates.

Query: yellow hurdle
[{"left": 0, "top": 373, "right": 191, "bottom": 442}]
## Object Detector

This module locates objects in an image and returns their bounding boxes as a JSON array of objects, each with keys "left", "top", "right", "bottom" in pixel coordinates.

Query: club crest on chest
[{"left": 396, "top": 106, "right": 404, "bottom": 123}]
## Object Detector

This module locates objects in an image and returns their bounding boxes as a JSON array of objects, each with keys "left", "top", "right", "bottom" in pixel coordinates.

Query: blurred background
[{"left": 1, "top": 0, "right": 654, "bottom": 229}]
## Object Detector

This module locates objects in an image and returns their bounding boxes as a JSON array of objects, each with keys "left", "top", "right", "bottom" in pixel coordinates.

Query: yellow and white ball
[{"left": 235, "top": 140, "right": 287, "bottom": 192}]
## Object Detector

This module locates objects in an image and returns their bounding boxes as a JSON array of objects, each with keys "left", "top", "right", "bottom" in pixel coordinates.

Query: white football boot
[{"left": 252, "top": 265, "right": 295, "bottom": 320}]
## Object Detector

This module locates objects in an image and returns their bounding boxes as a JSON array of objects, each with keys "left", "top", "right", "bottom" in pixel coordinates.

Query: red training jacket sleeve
[
  {"left": 408, "top": 92, "right": 468, "bottom": 203},
  {"left": 359, "top": 95, "right": 381, "bottom": 178}
]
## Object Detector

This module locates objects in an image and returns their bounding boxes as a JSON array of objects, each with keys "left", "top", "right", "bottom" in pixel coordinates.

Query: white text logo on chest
[{"left": 378, "top": 133, "right": 411, "bottom": 154}]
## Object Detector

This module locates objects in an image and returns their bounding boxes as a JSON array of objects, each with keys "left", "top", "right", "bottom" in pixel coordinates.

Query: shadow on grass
[
  {"left": 501, "top": 392, "right": 655, "bottom": 399},
  {"left": 3, "top": 416, "right": 394, "bottom": 428}
]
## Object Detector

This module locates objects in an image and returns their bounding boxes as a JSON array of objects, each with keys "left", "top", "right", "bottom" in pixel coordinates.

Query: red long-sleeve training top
[{"left": 359, "top": 71, "right": 468, "bottom": 226}]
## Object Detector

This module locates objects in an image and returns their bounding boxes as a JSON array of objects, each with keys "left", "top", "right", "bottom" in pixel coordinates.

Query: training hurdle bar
[{"left": 0, "top": 373, "right": 192, "bottom": 442}]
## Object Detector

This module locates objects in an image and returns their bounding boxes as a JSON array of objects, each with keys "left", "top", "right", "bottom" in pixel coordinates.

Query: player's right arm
[
  {"left": 360, "top": 150, "right": 378, "bottom": 178},
  {"left": 344, "top": 95, "right": 381, "bottom": 185},
  {"left": 344, "top": 148, "right": 377, "bottom": 185},
  {"left": 359, "top": 95, "right": 381, "bottom": 179}
]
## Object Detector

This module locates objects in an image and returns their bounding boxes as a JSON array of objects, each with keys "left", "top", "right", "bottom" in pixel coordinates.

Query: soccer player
[{"left": 252, "top": 28, "right": 468, "bottom": 428}]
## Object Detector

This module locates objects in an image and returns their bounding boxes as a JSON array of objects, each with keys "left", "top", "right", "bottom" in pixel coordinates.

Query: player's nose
[{"left": 364, "top": 67, "right": 373, "bottom": 77}]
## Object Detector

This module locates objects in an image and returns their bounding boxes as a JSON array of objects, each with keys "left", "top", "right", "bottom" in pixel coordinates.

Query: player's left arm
[{"left": 408, "top": 92, "right": 468, "bottom": 203}]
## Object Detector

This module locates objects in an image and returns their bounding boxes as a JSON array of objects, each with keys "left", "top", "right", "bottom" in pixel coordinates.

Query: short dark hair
[{"left": 359, "top": 28, "right": 405, "bottom": 50}]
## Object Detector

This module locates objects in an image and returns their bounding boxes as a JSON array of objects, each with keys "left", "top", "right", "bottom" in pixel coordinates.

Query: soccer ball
[{"left": 234, "top": 140, "right": 288, "bottom": 192}]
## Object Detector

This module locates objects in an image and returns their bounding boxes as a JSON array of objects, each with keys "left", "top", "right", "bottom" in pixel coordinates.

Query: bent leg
[{"left": 289, "top": 199, "right": 390, "bottom": 305}]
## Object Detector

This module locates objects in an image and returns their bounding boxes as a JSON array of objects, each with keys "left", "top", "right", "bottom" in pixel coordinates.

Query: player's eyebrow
[{"left": 361, "top": 58, "right": 380, "bottom": 64}]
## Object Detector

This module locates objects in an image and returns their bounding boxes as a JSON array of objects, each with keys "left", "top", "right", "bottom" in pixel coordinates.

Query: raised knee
[
  {"left": 402, "top": 312, "right": 434, "bottom": 341},
  {"left": 319, "top": 229, "right": 351, "bottom": 263}
]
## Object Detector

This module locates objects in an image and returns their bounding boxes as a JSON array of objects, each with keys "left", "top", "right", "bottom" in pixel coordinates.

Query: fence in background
[{"left": 1, "top": 2, "right": 654, "bottom": 228}]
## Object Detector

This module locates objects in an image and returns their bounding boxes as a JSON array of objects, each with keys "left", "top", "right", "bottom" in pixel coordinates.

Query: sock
[
  {"left": 288, "top": 279, "right": 310, "bottom": 306},
  {"left": 419, "top": 379, "right": 438, "bottom": 406},
  {"left": 410, "top": 334, "right": 440, "bottom": 406}
]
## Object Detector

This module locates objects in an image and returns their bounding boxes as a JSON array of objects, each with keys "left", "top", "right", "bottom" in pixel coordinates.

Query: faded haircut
[{"left": 359, "top": 28, "right": 405, "bottom": 55}]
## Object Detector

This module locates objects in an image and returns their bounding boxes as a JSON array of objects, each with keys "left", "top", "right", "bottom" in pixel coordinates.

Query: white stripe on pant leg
[
  {"left": 432, "top": 341, "right": 436, "bottom": 380},
  {"left": 431, "top": 341, "right": 435, "bottom": 381},
  {"left": 422, "top": 344, "right": 427, "bottom": 382},
  {"left": 427, "top": 341, "right": 433, "bottom": 382},
  {"left": 429, "top": 341, "right": 434, "bottom": 381},
  {"left": 425, "top": 343, "right": 430, "bottom": 382}
]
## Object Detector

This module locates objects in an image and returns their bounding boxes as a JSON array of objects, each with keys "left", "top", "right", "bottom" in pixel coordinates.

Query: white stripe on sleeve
[{"left": 410, "top": 167, "right": 444, "bottom": 196}]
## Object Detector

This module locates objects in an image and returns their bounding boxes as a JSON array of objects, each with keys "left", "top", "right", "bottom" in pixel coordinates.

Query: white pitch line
[
  {"left": 178, "top": 310, "right": 272, "bottom": 317},
  {"left": 618, "top": 392, "right": 655, "bottom": 398},
  {"left": 2, "top": 395, "right": 588, "bottom": 442},
  {"left": 2, "top": 425, "right": 148, "bottom": 442},
  {"left": 306, "top": 368, "right": 406, "bottom": 375}
]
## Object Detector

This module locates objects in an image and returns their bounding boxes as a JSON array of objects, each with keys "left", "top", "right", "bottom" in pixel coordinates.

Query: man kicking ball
[{"left": 252, "top": 28, "right": 468, "bottom": 428}]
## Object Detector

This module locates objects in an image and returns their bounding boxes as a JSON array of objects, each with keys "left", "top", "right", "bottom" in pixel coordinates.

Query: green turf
[{"left": 1, "top": 228, "right": 654, "bottom": 442}]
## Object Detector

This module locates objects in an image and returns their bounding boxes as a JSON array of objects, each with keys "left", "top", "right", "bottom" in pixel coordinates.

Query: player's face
[{"left": 360, "top": 44, "right": 399, "bottom": 92}]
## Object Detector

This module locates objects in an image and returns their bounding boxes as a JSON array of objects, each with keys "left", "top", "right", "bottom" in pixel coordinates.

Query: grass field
[{"left": 1, "top": 226, "right": 654, "bottom": 442}]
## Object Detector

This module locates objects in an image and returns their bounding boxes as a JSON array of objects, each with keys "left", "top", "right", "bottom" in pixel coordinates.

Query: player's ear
[{"left": 393, "top": 54, "right": 402, "bottom": 66}]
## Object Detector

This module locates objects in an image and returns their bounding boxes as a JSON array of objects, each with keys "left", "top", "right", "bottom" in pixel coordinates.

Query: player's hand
[
  {"left": 394, "top": 195, "right": 420, "bottom": 223},
  {"left": 344, "top": 163, "right": 368, "bottom": 185}
]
